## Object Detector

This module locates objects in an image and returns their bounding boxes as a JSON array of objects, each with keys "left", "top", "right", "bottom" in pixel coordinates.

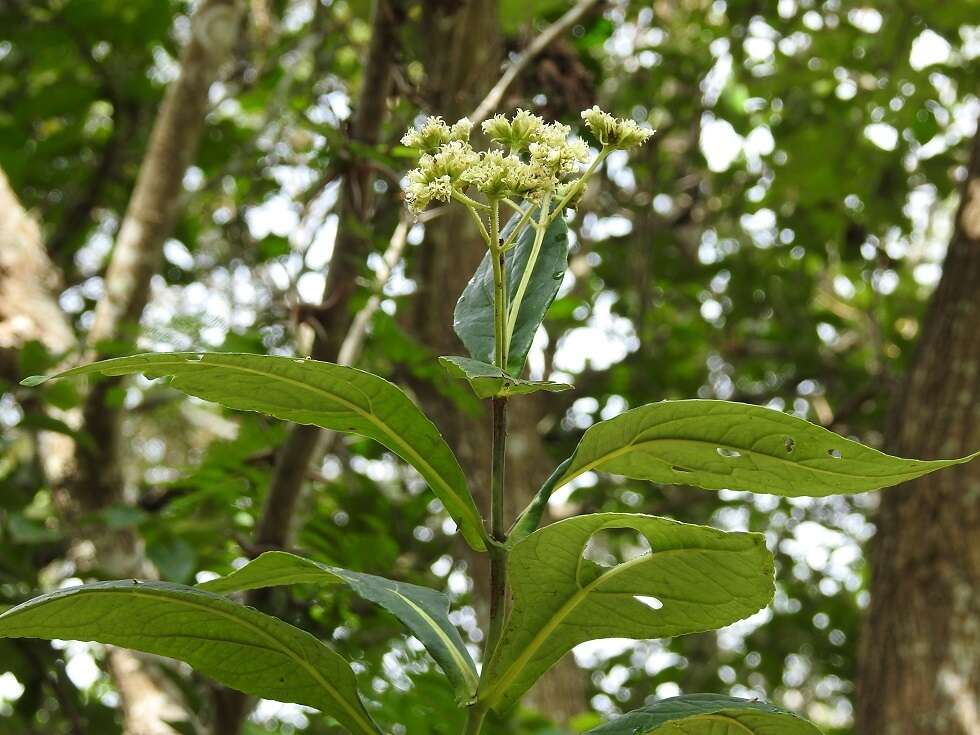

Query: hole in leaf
[
  {"left": 716, "top": 447, "right": 742, "bottom": 458},
  {"left": 187, "top": 354, "right": 204, "bottom": 362},
  {"left": 828, "top": 449, "right": 842, "bottom": 459},
  {"left": 785, "top": 436, "right": 796, "bottom": 453},
  {"left": 581, "top": 528, "right": 652, "bottom": 569},
  {"left": 672, "top": 465, "right": 692, "bottom": 473},
  {"left": 633, "top": 595, "right": 664, "bottom": 611}
]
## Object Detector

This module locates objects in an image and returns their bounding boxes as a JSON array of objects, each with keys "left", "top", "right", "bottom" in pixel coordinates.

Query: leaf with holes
[
  {"left": 586, "top": 693, "right": 824, "bottom": 734},
  {"left": 22, "top": 353, "right": 486, "bottom": 551},
  {"left": 198, "top": 551, "right": 479, "bottom": 703},
  {"left": 552, "top": 399, "right": 979, "bottom": 498},
  {"left": 453, "top": 207, "right": 569, "bottom": 376},
  {"left": 438, "top": 356, "right": 571, "bottom": 399},
  {"left": 478, "top": 513, "right": 773, "bottom": 711},
  {"left": 0, "top": 581, "right": 380, "bottom": 734}
]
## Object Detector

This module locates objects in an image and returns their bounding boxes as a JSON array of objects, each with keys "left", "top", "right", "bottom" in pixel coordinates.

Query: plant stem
[
  {"left": 504, "top": 193, "right": 551, "bottom": 344},
  {"left": 483, "top": 200, "right": 510, "bottom": 727},
  {"left": 488, "top": 200, "right": 508, "bottom": 368},
  {"left": 548, "top": 147, "right": 609, "bottom": 224},
  {"left": 486, "top": 395, "right": 508, "bottom": 670},
  {"left": 464, "top": 703, "right": 488, "bottom": 735}
]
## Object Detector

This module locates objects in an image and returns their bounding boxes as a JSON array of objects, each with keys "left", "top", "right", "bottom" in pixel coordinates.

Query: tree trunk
[
  {"left": 406, "top": 1, "right": 587, "bottom": 722},
  {"left": 856, "top": 117, "right": 980, "bottom": 735}
]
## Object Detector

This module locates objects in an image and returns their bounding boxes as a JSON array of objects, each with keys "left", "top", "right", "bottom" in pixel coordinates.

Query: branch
[
  {"left": 468, "top": 0, "right": 604, "bottom": 124},
  {"left": 73, "top": 0, "right": 244, "bottom": 513},
  {"left": 0, "top": 168, "right": 76, "bottom": 366}
]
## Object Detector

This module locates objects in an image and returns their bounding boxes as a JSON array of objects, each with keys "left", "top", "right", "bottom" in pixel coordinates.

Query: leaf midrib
[
  {"left": 389, "top": 589, "right": 479, "bottom": 695},
  {"left": 96, "top": 357, "right": 483, "bottom": 546},
  {"left": 556, "top": 435, "right": 949, "bottom": 493},
  {"left": 481, "top": 545, "right": 731, "bottom": 707},
  {"left": 17, "top": 588, "right": 379, "bottom": 735}
]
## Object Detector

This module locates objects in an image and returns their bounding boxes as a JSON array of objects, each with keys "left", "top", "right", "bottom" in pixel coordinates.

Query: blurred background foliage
[{"left": 0, "top": 0, "right": 977, "bottom": 733}]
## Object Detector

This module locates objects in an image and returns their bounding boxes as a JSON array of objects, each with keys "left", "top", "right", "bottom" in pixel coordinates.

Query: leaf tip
[{"left": 20, "top": 375, "right": 48, "bottom": 387}]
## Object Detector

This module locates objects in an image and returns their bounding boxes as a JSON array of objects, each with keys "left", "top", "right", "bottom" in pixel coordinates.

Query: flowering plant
[{"left": 3, "top": 107, "right": 976, "bottom": 735}]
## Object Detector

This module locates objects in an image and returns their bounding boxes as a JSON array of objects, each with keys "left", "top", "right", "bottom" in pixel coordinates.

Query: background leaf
[
  {"left": 0, "top": 581, "right": 380, "bottom": 735},
  {"left": 199, "top": 551, "right": 479, "bottom": 703},
  {"left": 25, "top": 353, "right": 487, "bottom": 551},
  {"left": 586, "top": 693, "right": 824, "bottom": 734},
  {"left": 453, "top": 208, "right": 569, "bottom": 376},
  {"left": 479, "top": 513, "right": 774, "bottom": 711},
  {"left": 438, "top": 356, "right": 571, "bottom": 399},
  {"left": 555, "top": 399, "right": 979, "bottom": 497}
]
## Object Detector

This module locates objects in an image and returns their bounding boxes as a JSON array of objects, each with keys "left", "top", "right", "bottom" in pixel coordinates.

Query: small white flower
[
  {"left": 482, "top": 109, "right": 545, "bottom": 151},
  {"left": 401, "top": 116, "right": 452, "bottom": 152},
  {"left": 449, "top": 117, "right": 473, "bottom": 142}
]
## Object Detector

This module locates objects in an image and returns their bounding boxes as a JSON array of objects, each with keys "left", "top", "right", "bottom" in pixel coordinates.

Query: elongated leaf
[
  {"left": 587, "top": 694, "right": 824, "bottom": 734},
  {"left": 438, "top": 356, "right": 571, "bottom": 399},
  {"left": 23, "top": 353, "right": 486, "bottom": 550},
  {"left": 479, "top": 513, "right": 773, "bottom": 711},
  {"left": 554, "top": 399, "right": 980, "bottom": 497},
  {"left": 453, "top": 207, "right": 569, "bottom": 376},
  {"left": 198, "top": 551, "right": 479, "bottom": 703},
  {"left": 0, "top": 581, "right": 379, "bottom": 734}
]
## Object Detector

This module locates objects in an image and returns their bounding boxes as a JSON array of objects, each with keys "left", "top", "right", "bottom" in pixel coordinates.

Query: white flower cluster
[
  {"left": 580, "top": 106, "right": 655, "bottom": 149},
  {"left": 401, "top": 108, "right": 652, "bottom": 215}
]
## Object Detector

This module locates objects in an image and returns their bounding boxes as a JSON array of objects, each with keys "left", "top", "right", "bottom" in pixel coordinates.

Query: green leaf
[
  {"left": 0, "top": 581, "right": 380, "bottom": 735},
  {"left": 554, "top": 399, "right": 980, "bottom": 498},
  {"left": 198, "top": 551, "right": 479, "bottom": 703},
  {"left": 23, "top": 353, "right": 487, "bottom": 551},
  {"left": 438, "top": 356, "right": 571, "bottom": 399},
  {"left": 453, "top": 208, "right": 569, "bottom": 376},
  {"left": 479, "top": 513, "right": 774, "bottom": 711},
  {"left": 586, "top": 694, "right": 824, "bottom": 734}
]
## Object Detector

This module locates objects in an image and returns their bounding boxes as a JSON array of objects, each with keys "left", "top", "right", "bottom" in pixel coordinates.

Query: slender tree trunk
[
  {"left": 211, "top": 2, "right": 408, "bottom": 732},
  {"left": 856, "top": 117, "right": 980, "bottom": 735},
  {"left": 74, "top": 0, "right": 244, "bottom": 513},
  {"left": 406, "top": 1, "right": 587, "bottom": 722}
]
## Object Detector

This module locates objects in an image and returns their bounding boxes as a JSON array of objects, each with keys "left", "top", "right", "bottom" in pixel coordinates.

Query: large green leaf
[
  {"left": 586, "top": 694, "right": 824, "bottom": 734},
  {"left": 478, "top": 513, "right": 774, "bottom": 711},
  {"left": 438, "top": 356, "right": 571, "bottom": 399},
  {"left": 0, "top": 581, "right": 380, "bottom": 734},
  {"left": 453, "top": 207, "right": 569, "bottom": 376},
  {"left": 554, "top": 399, "right": 980, "bottom": 497},
  {"left": 198, "top": 551, "right": 479, "bottom": 703},
  {"left": 23, "top": 353, "right": 487, "bottom": 551}
]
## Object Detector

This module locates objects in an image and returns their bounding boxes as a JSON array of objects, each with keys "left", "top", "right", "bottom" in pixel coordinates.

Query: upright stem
[
  {"left": 464, "top": 704, "right": 488, "bottom": 735},
  {"left": 483, "top": 199, "right": 510, "bottom": 721},
  {"left": 487, "top": 396, "right": 508, "bottom": 653}
]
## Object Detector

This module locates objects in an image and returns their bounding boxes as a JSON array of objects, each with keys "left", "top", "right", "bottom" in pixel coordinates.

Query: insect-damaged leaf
[
  {"left": 478, "top": 513, "right": 773, "bottom": 711},
  {"left": 554, "top": 399, "right": 979, "bottom": 498}
]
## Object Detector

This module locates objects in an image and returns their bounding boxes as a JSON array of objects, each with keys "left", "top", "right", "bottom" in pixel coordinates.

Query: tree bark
[
  {"left": 856, "top": 117, "right": 980, "bottom": 735},
  {"left": 0, "top": 169, "right": 75, "bottom": 376},
  {"left": 210, "top": 2, "right": 408, "bottom": 732},
  {"left": 72, "top": 0, "right": 244, "bottom": 514},
  {"left": 406, "top": 0, "right": 588, "bottom": 722}
]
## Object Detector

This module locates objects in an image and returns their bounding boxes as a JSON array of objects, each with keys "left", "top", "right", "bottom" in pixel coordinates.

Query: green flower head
[{"left": 580, "top": 106, "right": 654, "bottom": 149}]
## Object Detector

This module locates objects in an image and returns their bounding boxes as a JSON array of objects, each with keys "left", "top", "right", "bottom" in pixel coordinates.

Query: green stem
[
  {"left": 463, "top": 703, "right": 488, "bottom": 735},
  {"left": 488, "top": 200, "right": 508, "bottom": 368},
  {"left": 499, "top": 202, "right": 535, "bottom": 252},
  {"left": 486, "top": 396, "right": 508, "bottom": 657},
  {"left": 547, "top": 148, "right": 609, "bottom": 224},
  {"left": 459, "top": 197, "right": 491, "bottom": 245},
  {"left": 504, "top": 192, "right": 551, "bottom": 345}
]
